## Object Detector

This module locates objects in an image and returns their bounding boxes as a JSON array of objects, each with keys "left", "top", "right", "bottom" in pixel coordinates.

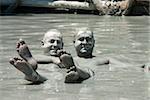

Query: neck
[
  {"left": 77, "top": 53, "right": 93, "bottom": 58},
  {"left": 43, "top": 52, "right": 59, "bottom": 57}
]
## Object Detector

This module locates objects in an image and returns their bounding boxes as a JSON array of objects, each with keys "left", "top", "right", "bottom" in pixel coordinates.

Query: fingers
[
  {"left": 57, "top": 49, "right": 65, "bottom": 57},
  {"left": 57, "top": 49, "right": 70, "bottom": 57}
]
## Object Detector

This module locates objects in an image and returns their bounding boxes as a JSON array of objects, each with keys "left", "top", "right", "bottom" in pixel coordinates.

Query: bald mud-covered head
[
  {"left": 41, "top": 29, "right": 64, "bottom": 56},
  {"left": 74, "top": 28, "right": 95, "bottom": 58}
]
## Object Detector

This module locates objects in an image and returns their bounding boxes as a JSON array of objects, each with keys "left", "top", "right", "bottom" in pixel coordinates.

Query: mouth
[
  {"left": 80, "top": 48, "right": 88, "bottom": 53},
  {"left": 49, "top": 49, "right": 58, "bottom": 55},
  {"left": 80, "top": 44, "right": 92, "bottom": 53}
]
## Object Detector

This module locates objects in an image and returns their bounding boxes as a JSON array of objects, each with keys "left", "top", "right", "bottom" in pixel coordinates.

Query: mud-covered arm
[
  {"left": 34, "top": 55, "right": 54, "bottom": 64},
  {"left": 96, "top": 58, "right": 109, "bottom": 65},
  {"left": 34, "top": 54, "right": 65, "bottom": 68}
]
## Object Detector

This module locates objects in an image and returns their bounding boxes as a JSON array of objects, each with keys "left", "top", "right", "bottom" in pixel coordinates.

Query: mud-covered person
[
  {"left": 58, "top": 28, "right": 110, "bottom": 83},
  {"left": 9, "top": 29, "right": 64, "bottom": 84},
  {"left": 9, "top": 29, "right": 93, "bottom": 84},
  {"left": 72, "top": 28, "right": 149, "bottom": 73},
  {"left": 73, "top": 28, "right": 109, "bottom": 64}
]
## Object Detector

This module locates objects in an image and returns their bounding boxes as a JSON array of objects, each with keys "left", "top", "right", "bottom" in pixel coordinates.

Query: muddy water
[{"left": 0, "top": 14, "right": 149, "bottom": 100}]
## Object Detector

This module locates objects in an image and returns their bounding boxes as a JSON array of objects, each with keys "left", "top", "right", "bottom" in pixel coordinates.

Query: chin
[
  {"left": 49, "top": 51, "right": 58, "bottom": 56},
  {"left": 80, "top": 52, "right": 88, "bottom": 54},
  {"left": 79, "top": 51, "right": 92, "bottom": 57},
  {"left": 80, "top": 50, "right": 88, "bottom": 54},
  {"left": 50, "top": 53, "right": 58, "bottom": 56}
]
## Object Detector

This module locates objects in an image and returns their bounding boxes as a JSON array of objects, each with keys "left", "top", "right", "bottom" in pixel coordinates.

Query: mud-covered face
[
  {"left": 74, "top": 30, "right": 95, "bottom": 58},
  {"left": 42, "top": 29, "right": 63, "bottom": 56}
]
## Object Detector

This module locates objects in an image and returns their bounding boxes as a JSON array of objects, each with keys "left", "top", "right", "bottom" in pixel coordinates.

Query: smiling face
[
  {"left": 74, "top": 28, "right": 95, "bottom": 58},
  {"left": 41, "top": 29, "right": 63, "bottom": 56}
]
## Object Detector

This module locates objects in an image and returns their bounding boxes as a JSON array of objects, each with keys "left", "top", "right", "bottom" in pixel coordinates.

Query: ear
[
  {"left": 41, "top": 40, "right": 44, "bottom": 46},
  {"left": 73, "top": 40, "right": 75, "bottom": 43},
  {"left": 93, "top": 39, "right": 95, "bottom": 47},
  {"left": 62, "top": 42, "right": 64, "bottom": 48}
]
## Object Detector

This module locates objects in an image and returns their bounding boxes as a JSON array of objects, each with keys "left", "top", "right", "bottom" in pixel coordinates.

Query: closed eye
[
  {"left": 78, "top": 37, "right": 84, "bottom": 41},
  {"left": 49, "top": 39, "right": 55, "bottom": 43},
  {"left": 86, "top": 37, "right": 92, "bottom": 42}
]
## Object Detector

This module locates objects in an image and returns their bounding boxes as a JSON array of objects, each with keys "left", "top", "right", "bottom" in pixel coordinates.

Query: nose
[
  {"left": 53, "top": 41, "right": 58, "bottom": 47},
  {"left": 82, "top": 39, "right": 87, "bottom": 44}
]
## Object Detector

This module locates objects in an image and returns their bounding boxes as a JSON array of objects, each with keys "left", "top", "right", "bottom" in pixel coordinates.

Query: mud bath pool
[{"left": 0, "top": 14, "right": 149, "bottom": 100}]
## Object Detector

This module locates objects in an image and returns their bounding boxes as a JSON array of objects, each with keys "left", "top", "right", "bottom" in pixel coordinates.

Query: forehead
[
  {"left": 44, "top": 31, "right": 62, "bottom": 40},
  {"left": 76, "top": 31, "right": 93, "bottom": 39}
]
